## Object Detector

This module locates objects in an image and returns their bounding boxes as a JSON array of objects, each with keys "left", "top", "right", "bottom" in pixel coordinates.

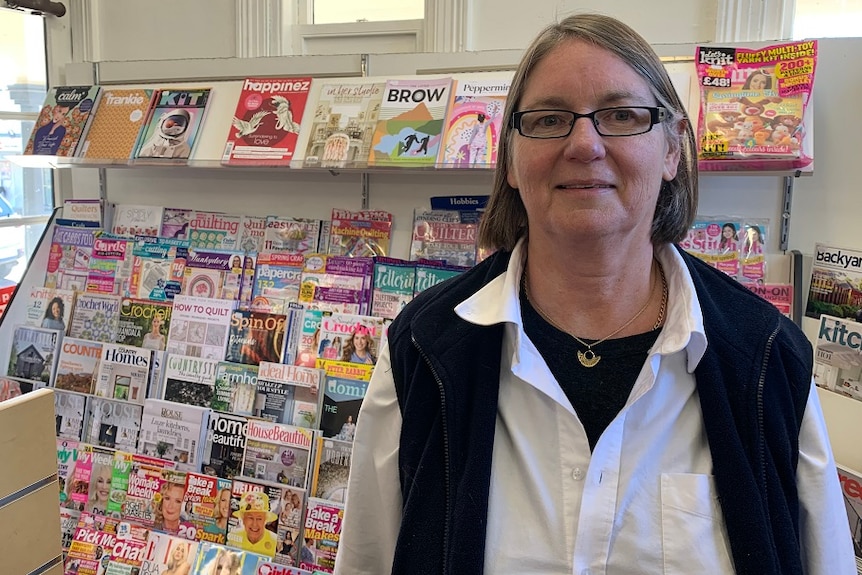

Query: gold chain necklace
[{"left": 523, "top": 260, "right": 668, "bottom": 368}]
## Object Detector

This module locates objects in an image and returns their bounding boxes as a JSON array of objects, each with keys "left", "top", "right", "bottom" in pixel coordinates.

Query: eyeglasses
[{"left": 510, "top": 106, "right": 668, "bottom": 138}]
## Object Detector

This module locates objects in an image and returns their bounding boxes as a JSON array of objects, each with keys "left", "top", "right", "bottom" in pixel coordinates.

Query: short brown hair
[{"left": 478, "top": 13, "right": 698, "bottom": 251}]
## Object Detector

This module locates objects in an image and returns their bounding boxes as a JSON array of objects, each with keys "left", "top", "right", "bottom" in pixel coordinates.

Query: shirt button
[{"left": 572, "top": 467, "right": 584, "bottom": 481}]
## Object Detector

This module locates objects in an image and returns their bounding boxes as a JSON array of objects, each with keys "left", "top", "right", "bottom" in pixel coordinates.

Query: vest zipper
[
  {"left": 756, "top": 325, "right": 780, "bottom": 506},
  {"left": 412, "top": 334, "right": 451, "bottom": 575}
]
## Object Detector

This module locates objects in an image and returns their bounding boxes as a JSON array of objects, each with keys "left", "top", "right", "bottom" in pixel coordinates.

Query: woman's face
[
  {"left": 162, "top": 484, "right": 184, "bottom": 523},
  {"left": 218, "top": 489, "right": 230, "bottom": 517},
  {"left": 151, "top": 316, "right": 162, "bottom": 332},
  {"left": 50, "top": 301, "right": 61, "bottom": 318},
  {"left": 722, "top": 225, "right": 735, "bottom": 239},
  {"left": 94, "top": 467, "right": 111, "bottom": 501},
  {"left": 748, "top": 73, "right": 768, "bottom": 90},
  {"left": 507, "top": 39, "right": 680, "bottom": 250},
  {"left": 172, "top": 543, "right": 187, "bottom": 562},
  {"left": 353, "top": 333, "right": 368, "bottom": 351}
]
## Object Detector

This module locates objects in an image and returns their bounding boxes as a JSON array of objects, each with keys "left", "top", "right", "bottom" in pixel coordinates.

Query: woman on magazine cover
[
  {"left": 341, "top": 326, "right": 377, "bottom": 365},
  {"left": 334, "top": 13, "right": 854, "bottom": 575},
  {"left": 154, "top": 480, "right": 186, "bottom": 534},
  {"left": 41, "top": 296, "right": 66, "bottom": 332},
  {"left": 162, "top": 540, "right": 193, "bottom": 575}
]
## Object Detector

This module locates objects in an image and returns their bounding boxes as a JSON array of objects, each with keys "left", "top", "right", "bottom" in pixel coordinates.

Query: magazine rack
[{"left": 0, "top": 388, "right": 63, "bottom": 575}]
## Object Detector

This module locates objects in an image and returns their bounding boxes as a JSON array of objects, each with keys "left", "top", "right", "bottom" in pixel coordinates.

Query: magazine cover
[
  {"left": 743, "top": 283, "right": 793, "bottom": 317},
  {"left": 837, "top": 464, "right": 862, "bottom": 573},
  {"left": 226, "top": 478, "right": 286, "bottom": 559},
  {"left": 86, "top": 235, "right": 134, "bottom": 296},
  {"left": 326, "top": 209, "right": 392, "bottom": 258},
  {"left": 191, "top": 542, "right": 269, "bottom": 575},
  {"left": 57, "top": 437, "right": 81, "bottom": 509},
  {"left": 298, "top": 256, "right": 375, "bottom": 315},
  {"left": 24, "top": 286, "right": 75, "bottom": 334},
  {"left": 240, "top": 214, "right": 267, "bottom": 253},
  {"left": 298, "top": 498, "right": 344, "bottom": 573},
  {"left": 318, "top": 360, "right": 373, "bottom": 440},
  {"left": 310, "top": 436, "right": 352, "bottom": 502},
  {"left": 438, "top": 71, "right": 512, "bottom": 168},
  {"left": 141, "top": 532, "right": 201, "bottom": 575},
  {"left": 162, "top": 354, "right": 219, "bottom": 408},
  {"left": 813, "top": 315, "right": 862, "bottom": 401},
  {"left": 93, "top": 343, "right": 153, "bottom": 404},
  {"left": 254, "top": 362, "right": 324, "bottom": 428},
  {"left": 84, "top": 444, "right": 116, "bottom": 515},
  {"left": 24, "top": 85, "right": 100, "bottom": 156},
  {"left": 166, "top": 295, "right": 237, "bottom": 360},
  {"left": 212, "top": 361, "right": 259, "bottom": 416},
  {"left": 252, "top": 251, "right": 305, "bottom": 303},
  {"left": 116, "top": 298, "right": 173, "bottom": 351},
  {"left": 77, "top": 87, "right": 155, "bottom": 160},
  {"left": 300, "top": 78, "right": 386, "bottom": 169},
  {"left": 371, "top": 257, "right": 416, "bottom": 320},
  {"left": 223, "top": 77, "right": 313, "bottom": 165},
  {"left": 263, "top": 216, "right": 322, "bottom": 256},
  {"left": 65, "top": 525, "right": 116, "bottom": 575},
  {"left": 806, "top": 243, "right": 862, "bottom": 320},
  {"left": 225, "top": 309, "right": 287, "bottom": 366},
  {"left": 242, "top": 419, "right": 316, "bottom": 489},
  {"left": 202, "top": 411, "right": 248, "bottom": 480},
  {"left": 368, "top": 77, "right": 453, "bottom": 166},
  {"left": 54, "top": 388, "right": 87, "bottom": 441},
  {"left": 138, "top": 398, "right": 210, "bottom": 472},
  {"left": 182, "top": 249, "right": 244, "bottom": 301},
  {"left": 186, "top": 211, "right": 243, "bottom": 252},
  {"left": 111, "top": 203, "right": 165, "bottom": 238},
  {"left": 414, "top": 260, "right": 468, "bottom": 295},
  {"left": 182, "top": 472, "right": 232, "bottom": 544},
  {"left": 314, "top": 312, "right": 386, "bottom": 367},
  {"left": 69, "top": 292, "right": 123, "bottom": 343},
  {"left": 134, "top": 88, "right": 212, "bottom": 161},
  {"left": 54, "top": 337, "right": 102, "bottom": 394},
  {"left": 7, "top": 324, "right": 61, "bottom": 384},
  {"left": 121, "top": 462, "right": 165, "bottom": 527},
  {"left": 83, "top": 396, "right": 143, "bottom": 453},
  {"left": 128, "top": 235, "right": 189, "bottom": 301},
  {"left": 409, "top": 209, "right": 480, "bottom": 267},
  {"left": 44, "top": 225, "right": 96, "bottom": 292}
]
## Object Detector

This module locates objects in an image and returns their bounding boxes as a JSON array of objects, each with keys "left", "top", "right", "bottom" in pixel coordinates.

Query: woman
[
  {"left": 334, "top": 13, "right": 853, "bottom": 575},
  {"left": 162, "top": 541, "right": 192, "bottom": 575},
  {"left": 718, "top": 222, "right": 737, "bottom": 253},
  {"left": 210, "top": 487, "right": 231, "bottom": 536},
  {"left": 142, "top": 313, "right": 167, "bottom": 350},
  {"left": 341, "top": 327, "right": 376, "bottom": 365},
  {"left": 742, "top": 69, "right": 773, "bottom": 91},
  {"left": 86, "top": 463, "right": 112, "bottom": 515},
  {"left": 743, "top": 224, "right": 765, "bottom": 255},
  {"left": 154, "top": 481, "right": 186, "bottom": 534},
  {"left": 41, "top": 296, "right": 66, "bottom": 331}
]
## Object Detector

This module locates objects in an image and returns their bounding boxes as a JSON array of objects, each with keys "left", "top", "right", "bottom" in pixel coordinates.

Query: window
[
  {"left": 313, "top": 0, "right": 424, "bottom": 24},
  {"left": 0, "top": 7, "right": 53, "bottom": 286},
  {"left": 794, "top": 0, "right": 862, "bottom": 38}
]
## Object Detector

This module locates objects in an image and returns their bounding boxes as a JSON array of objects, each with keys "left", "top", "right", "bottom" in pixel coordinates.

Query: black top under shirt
[{"left": 520, "top": 286, "right": 661, "bottom": 451}]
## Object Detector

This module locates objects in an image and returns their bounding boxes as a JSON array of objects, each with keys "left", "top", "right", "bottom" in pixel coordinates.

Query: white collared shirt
[{"left": 334, "top": 241, "right": 855, "bottom": 575}]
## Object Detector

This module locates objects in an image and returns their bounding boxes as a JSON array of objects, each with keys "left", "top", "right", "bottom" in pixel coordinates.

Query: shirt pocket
[{"left": 660, "top": 473, "right": 734, "bottom": 575}]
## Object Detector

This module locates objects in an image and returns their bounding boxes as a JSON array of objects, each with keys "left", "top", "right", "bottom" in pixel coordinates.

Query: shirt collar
[{"left": 454, "top": 240, "right": 708, "bottom": 373}]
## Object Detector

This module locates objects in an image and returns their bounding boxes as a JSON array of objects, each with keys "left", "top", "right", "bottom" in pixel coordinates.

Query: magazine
[
  {"left": 111, "top": 203, "right": 165, "bottom": 238},
  {"left": 116, "top": 298, "right": 173, "bottom": 351},
  {"left": 24, "top": 286, "right": 75, "bottom": 334},
  {"left": 223, "top": 76, "right": 313, "bottom": 165},
  {"left": 212, "top": 361, "right": 259, "bottom": 416},
  {"left": 242, "top": 419, "right": 316, "bottom": 489},
  {"left": 806, "top": 243, "right": 862, "bottom": 321},
  {"left": 93, "top": 343, "right": 153, "bottom": 404},
  {"left": 162, "top": 353, "right": 219, "bottom": 408},
  {"left": 44, "top": 225, "right": 96, "bottom": 291},
  {"left": 191, "top": 542, "right": 269, "bottom": 575},
  {"left": 743, "top": 282, "right": 793, "bottom": 317},
  {"left": 837, "top": 463, "right": 862, "bottom": 573},
  {"left": 326, "top": 209, "right": 393, "bottom": 258},
  {"left": 202, "top": 411, "right": 248, "bottom": 479},
  {"left": 318, "top": 360, "right": 373, "bottom": 440},
  {"left": 187, "top": 211, "right": 243, "bottom": 252},
  {"left": 298, "top": 498, "right": 344, "bottom": 572},
  {"left": 83, "top": 444, "right": 117, "bottom": 515},
  {"left": 263, "top": 216, "right": 322, "bottom": 256},
  {"left": 69, "top": 292, "right": 122, "bottom": 343},
  {"left": 57, "top": 437, "right": 81, "bottom": 508},
  {"left": 182, "top": 248, "right": 244, "bottom": 299},
  {"left": 371, "top": 257, "right": 416, "bottom": 320},
  {"left": 140, "top": 532, "right": 201, "bottom": 575},
  {"left": 252, "top": 251, "right": 305, "bottom": 303},
  {"left": 83, "top": 396, "right": 143, "bottom": 453},
  {"left": 300, "top": 78, "right": 386, "bottom": 169},
  {"left": 54, "top": 337, "right": 103, "bottom": 394},
  {"left": 438, "top": 71, "right": 512, "bottom": 168},
  {"left": 166, "top": 295, "right": 237, "bottom": 360},
  {"left": 138, "top": 399, "right": 210, "bottom": 472},
  {"left": 128, "top": 236, "right": 189, "bottom": 301},
  {"left": 86, "top": 235, "right": 134, "bottom": 296},
  {"left": 6, "top": 324, "right": 61, "bottom": 384},
  {"left": 254, "top": 362, "right": 324, "bottom": 428},
  {"left": 182, "top": 472, "right": 232, "bottom": 544},
  {"left": 225, "top": 309, "right": 287, "bottom": 366},
  {"left": 24, "top": 85, "right": 101, "bottom": 156},
  {"left": 226, "top": 477, "right": 303, "bottom": 561},
  {"left": 310, "top": 436, "right": 352, "bottom": 502},
  {"left": 240, "top": 214, "right": 268, "bottom": 253},
  {"left": 78, "top": 87, "right": 155, "bottom": 160},
  {"left": 409, "top": 209, "right": 479, "bottom": 267},
  {"left": 813, "top": 315, "right": 862, "bottom": 401},
  {"left": 54, "top": 388, "right": 88, "bottom": 441},
  {"left": 368, "top": 77, "right": 453, "bottom": 166},
  {"left": 134, "top": 88, "right": 212, "bottom": 161}
]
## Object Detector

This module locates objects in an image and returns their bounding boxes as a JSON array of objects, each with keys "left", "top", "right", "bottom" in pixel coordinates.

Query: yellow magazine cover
[{"left": 78, "top": 88, "right": 154, "bottom": 160}]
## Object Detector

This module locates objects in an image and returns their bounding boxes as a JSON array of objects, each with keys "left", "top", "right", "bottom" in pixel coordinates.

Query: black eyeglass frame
[{"left": 510, "top": 106, "right": 668, "bottom": 138}]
